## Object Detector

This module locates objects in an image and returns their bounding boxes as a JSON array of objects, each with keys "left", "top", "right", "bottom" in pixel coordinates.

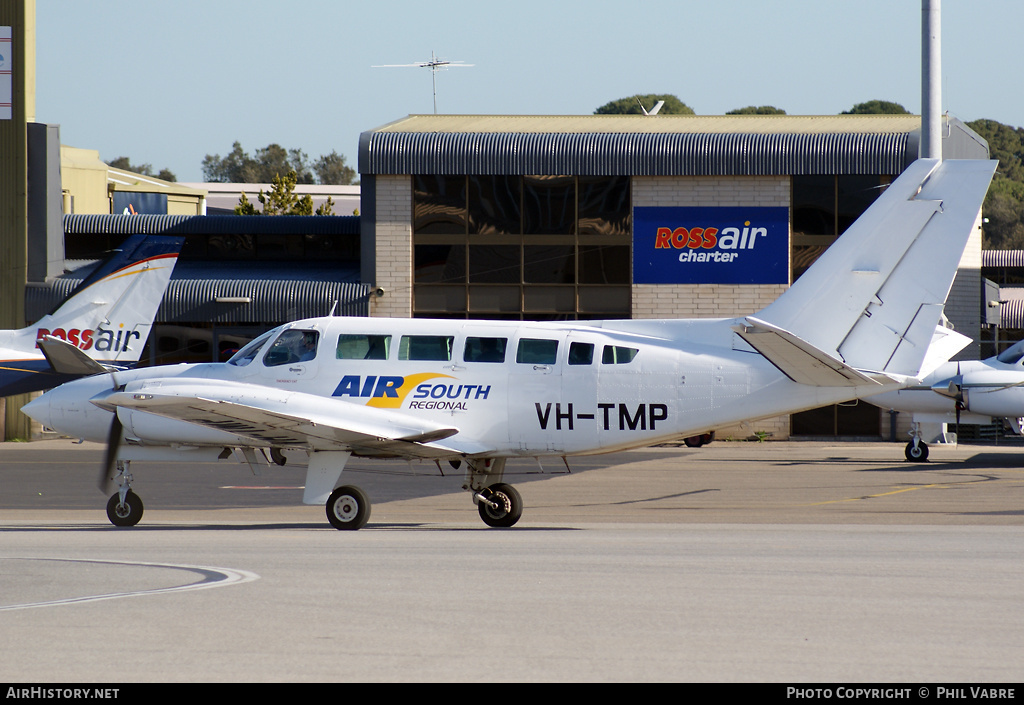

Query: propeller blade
[
  {"left": 100, "top": 412, "right": 122, "bottom": 494},
  {"left": 99, "top": 370, "right": 123, "bottom": 495}
]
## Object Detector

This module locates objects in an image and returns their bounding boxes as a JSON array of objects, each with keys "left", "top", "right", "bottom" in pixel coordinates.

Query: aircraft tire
[
  {"left": 326, "top": 485, "right": 370, "bottom": 530},
  {"left": 905, "top": 441, "right": 929, "bottom": 462},
  {"left": 478, "top": 483, "right": 523, "bottom": 528},
  {"left": 106, "top": 491, "right": 144, "bottom": 527},
  {"left": 684, "top": 432, "right": 715, "bottom": 448}
]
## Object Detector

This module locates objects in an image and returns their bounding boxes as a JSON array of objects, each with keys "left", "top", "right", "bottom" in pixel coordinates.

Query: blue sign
[
  {"left": 113, "top": 192, "right": 168, "bottom": 216},
  {"left": 633, "top": 206, "right": 789, "bottom": 285}
]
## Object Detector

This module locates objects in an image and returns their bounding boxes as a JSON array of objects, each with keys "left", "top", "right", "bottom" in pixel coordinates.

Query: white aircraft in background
[
  {"left": 23, "top": 159, "right": 996, "bottom": 530},
  {"left": 868, "top": 339, "right": 1024, "bottom": 461},
  {"left": 0, "top": 234, "right": 183, "bottom": 396}
]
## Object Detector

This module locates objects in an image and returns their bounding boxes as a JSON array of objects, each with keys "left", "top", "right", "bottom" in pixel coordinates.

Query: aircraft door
[
  {"left": 559, "top": 336, "right": 600, "bottom": 454},
  {"left": 507, "top": 331, "right": 567, "bottom": 453}
]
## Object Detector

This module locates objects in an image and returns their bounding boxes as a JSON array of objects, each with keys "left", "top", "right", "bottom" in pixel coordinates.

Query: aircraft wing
[{"left": 98, "top": 381, "right": 491, "bottom": 458}]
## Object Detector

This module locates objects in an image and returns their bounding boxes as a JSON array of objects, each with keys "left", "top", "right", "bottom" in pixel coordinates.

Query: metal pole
[{"left": 921, "top": 0, "right": 942, "bottom": 160}]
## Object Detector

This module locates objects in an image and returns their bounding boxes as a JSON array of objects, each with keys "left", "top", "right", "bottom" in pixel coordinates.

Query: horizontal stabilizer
[
  {"left": 37, "top": 336, "right": 109, "bottom": 376},
  {"left": 918, "top": 325, "right": 972, "bottom": 379},
  {"left": 733, "top": 317, "right": 884, "bottom": 387}
]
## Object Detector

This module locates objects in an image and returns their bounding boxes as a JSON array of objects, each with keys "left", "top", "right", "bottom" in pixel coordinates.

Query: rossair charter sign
[{"left": 633, "top": 207, "right": 789, "bottom": 284}]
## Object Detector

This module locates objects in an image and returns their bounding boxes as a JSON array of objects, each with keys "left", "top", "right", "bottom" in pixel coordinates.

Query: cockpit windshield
[
  {"left": 997, "top": 341, "right": 1024, "bottom": 365},
  {"left": 227, "top": 331, "right": 275, "bottom": 366},
  {"left": 263, "top": 330, "right": 320, "bottom": 367}
]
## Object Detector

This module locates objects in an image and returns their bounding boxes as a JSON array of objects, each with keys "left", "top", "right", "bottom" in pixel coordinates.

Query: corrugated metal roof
[
  {"left": 26, "top": 264, "right": 369, "bottom": 324},
  {"left": 372, "top": 114, "right": 924, "bottom": 135},
  {"left": 361, "top": 130, "right": 912, "bottom": 176},
  {"left": 1000, "top": 298, "right": 1024, "bottom": 329},
  {"left": 982, "top": 250, "right": 1024, "bottom": 268},
  {"left": 360, "top": 115, "right": 923, "bottom": 176},
  {"left": 64, "top": 214, "right": 360, "bottom": 235}
]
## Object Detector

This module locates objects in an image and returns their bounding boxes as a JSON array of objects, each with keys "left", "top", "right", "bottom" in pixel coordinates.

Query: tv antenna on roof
[{"left": 372, "top": 51, "right": 473, "bottom": 113}]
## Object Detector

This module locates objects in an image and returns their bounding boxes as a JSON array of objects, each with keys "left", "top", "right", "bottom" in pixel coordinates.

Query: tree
[
  {"left": 313, "top": 150, "right": 356, "bottom": 185},
  {"left": 966, "top": 119, "right": 1024, "bottom": 249},
  {"left": 841, "top": 100, "right": 911, "bottom": 115},
  {"left": 726, "top": 106, "right": 787, "bottom": 115},
  {"left": 203, "top": 141, "right": 356, "bottom": 185},
  {"left": 234, "top": 170, "right": 335, "bottom": 216},
  {"left": 594, "top": 94, "right": 695, "bottom": 115},
  {"left": 107, "top": 156, "right": 177, "bottom": 182}
]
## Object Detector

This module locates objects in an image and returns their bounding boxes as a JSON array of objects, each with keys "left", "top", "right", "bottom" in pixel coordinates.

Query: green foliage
[
  {"left": 313, "top": 151, "right": 356, "bottom": 186},
  {"left": 840, "top": 100, "right": 911, "bottom": 115},
  {"left": 234, "top": 170, "right": 333, "bottom": 216},
  {"left": 967, "top": 119, "right": 1024, "bottom": 249},
  {"left": 204, "top": 142, "right": 356, "bottom": 185},
  {"left": 107, "top": 156, "right": 177, "bottom": 182},
  {"left": 594, "top": 94, "right": 695, "bottom": 115},
  {"left": 726, "top": 106, "right": 787, "bottom": 115}
]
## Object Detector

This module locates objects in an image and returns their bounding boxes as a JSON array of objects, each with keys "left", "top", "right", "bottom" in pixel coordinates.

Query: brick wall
[{"left": 369, "top": 175, "right": 412, "bottom": 318}]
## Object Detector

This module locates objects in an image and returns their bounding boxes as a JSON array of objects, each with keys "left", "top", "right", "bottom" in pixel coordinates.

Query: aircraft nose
[
  {"left": 20, "top": 376, "right": 117, "bottom": 442},
  {"left": 21, "top": 393, "right": 52, "bottom": 428}
]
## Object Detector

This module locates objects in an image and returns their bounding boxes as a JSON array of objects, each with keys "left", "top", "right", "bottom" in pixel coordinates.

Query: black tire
[
  {"left": 106, "top": 491, "right": 144, "bottom": 527},
  {"left": 326, "top": 485, "right": 370, "bottom": 530},
  {"left": 905, "top": 441, "right": 929, "bottom": 462},
  {"left": 683, "top": 435, "right": 702, "bottom": 448},
  {"left": 477, "top": 483, "right": 523, "bottom": 528}
]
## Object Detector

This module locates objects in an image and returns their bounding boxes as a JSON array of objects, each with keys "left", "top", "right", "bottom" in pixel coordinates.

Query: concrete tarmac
[{"left": 1, "top": 438, "right": 1024, "bottom": 682}]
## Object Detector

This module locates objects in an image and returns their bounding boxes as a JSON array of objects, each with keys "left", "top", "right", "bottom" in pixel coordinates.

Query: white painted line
[{"left": 0, "top": 558, "right": 260, "bottom": 611}]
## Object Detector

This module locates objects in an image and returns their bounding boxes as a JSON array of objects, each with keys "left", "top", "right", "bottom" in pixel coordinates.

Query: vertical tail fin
[
  {"left": 749, "top": 158, "right": 995, "bottom": 378},
  {"left": 27, "top": 234, "right": 184, "bottom": 363}
]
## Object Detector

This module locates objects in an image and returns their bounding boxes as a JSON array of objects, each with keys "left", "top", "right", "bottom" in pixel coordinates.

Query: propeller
[
  {"left": 95, "top": 371, "right": 124, "bottom": 495},
  {"left": 100, "top": 412, "right": 123, "bottom": 494},
  {"left": 930, "top": 362, "right": 965, "bottom": 439}
]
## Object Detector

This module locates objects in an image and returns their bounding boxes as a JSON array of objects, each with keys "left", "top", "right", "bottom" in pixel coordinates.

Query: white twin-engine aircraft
[
  {"left": 0, "top": 233, "right": 183, "bottom": 397},
  {"left": 868, "top": 339, "right": 1024, "bottom": 462},
  {"left": 23, "top": 159, "right": 996, "bottom": 530}
]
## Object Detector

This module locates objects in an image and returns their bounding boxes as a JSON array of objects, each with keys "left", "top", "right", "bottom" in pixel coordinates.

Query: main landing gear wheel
[
  {"left": 905, "top": 441, "right": 929, "bottom": 462},
  {"left": 106, "top": 491, "right": 144, "bottom": 527},
  {"left": 477, "top": 483, "right": 523, "bottom": 528},
  {"left": 326, "top": 485, "right": 370, "bottom": 530}
]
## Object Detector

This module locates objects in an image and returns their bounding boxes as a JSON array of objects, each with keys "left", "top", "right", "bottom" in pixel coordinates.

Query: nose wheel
[{"left": 106, "top": 490, "right": 144, "bottom": 527}]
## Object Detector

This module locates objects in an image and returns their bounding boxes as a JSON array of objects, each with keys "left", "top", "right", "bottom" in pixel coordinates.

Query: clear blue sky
[{"left": 34, "top": 0, "right": 1024, "bottom": 183}]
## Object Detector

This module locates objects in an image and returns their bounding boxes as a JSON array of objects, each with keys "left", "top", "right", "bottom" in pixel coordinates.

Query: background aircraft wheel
[
  {"left": 477, "top": 483, "right": 523, "bottom": 528},
  {"left": 683, "top": 432, "right": 714, "bottom": 447},
  {"left": 326, "top": 485, "right": 370, "bottom": 530},
  {"left": 905, "top": 441, "right": 929, "bottom": 462},
  {"left": 106, "top": 491, "right": 144, "bottom": 527}
]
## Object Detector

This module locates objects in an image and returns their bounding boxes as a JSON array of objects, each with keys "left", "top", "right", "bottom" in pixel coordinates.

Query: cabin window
[
  {"left": 228, "top": 331, "right": 274, "bottom": 366},
  {"left": 602, "top": 345, "right": 638, "bottom": 364},
  {"left": 464, "top": 337, "right": 507, "bottom": 363},
  {"left": 568, "top": 342, "right": 594, "bottom": 365},
  {"left": 336, "top": 334, "right": 391, "bottom": 360},
  {"left": 516, "top": 338, "right": 558, "bottom": 365},
  {"left": 399, "top": 335, "right": 454, "bottom": 361},
  {"left": 263, "top": 330, "right": 320, "bottom": 366}
]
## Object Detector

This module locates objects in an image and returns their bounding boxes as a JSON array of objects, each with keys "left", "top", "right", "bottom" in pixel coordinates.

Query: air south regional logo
[
  {"left": 332, "top": 373, "right": 492, "bottom": 411},
  {"left": 633, "top": 206, "right": 789, "bottom": 285}
]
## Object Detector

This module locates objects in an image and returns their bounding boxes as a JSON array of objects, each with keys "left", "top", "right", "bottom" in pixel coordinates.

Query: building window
[
  {"left": 790, "top": 174, "right": 891, "bottom": 282},
  {"left": 413, "top": 175, "right": 631, "bottom": 320}
]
